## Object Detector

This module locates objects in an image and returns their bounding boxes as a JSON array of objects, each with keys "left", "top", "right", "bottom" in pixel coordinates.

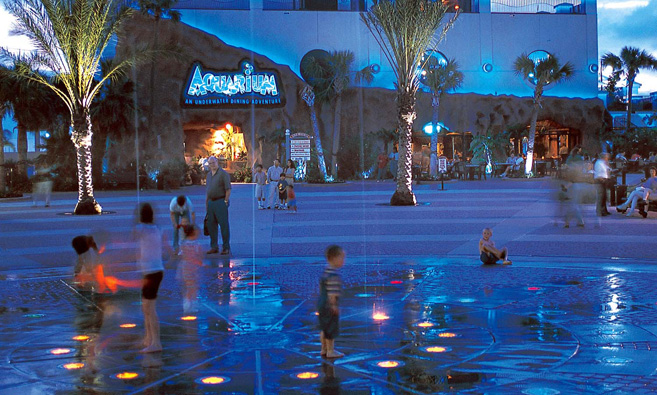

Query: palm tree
[
  {"left": 362, "top": 0, "right": 457, "bottom": 205},
  {"left": 423, "top": 57, "right": 463, "bottom": 178},
  {"left": 305, "top": 50, "right": 372, "bottom": 178},
  {"left": 3, "top": 0, "right": 139, "bottom": 214},
  {"left": 0, "top": 65, "right": 13, "bottom": 193},
  {"left": 513, "top": 53, "right": 573, "bottom": 176},
  {"left": 601, "top": 47, "right": 657, "bottom": 135},
  {"left": 300, "top": 86, "right": 329, "bottom": 181},
  {"left": 136, "top": 0, "right": 180, "bottom": 142}
]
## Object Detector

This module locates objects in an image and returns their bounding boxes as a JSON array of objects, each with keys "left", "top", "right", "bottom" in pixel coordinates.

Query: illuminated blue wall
[{"left": 177, "top": 0, "right": 597, "bottom": 99}]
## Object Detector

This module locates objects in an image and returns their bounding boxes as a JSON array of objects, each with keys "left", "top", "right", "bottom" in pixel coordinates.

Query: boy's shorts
[
  {"left": 287, "top": 199, "right": 297, "bottom": 208},
  {"left": 480, "top": 252, "right": 499, "bottom": 265},
  {"left": 279, "top": 193, "right": 287, "bottom": 201},
  {"left": 142, "top": 271, "right": 163, "bottom": 299},
  {"left": 318, "top": 308, "right": 340, "bottom": 339},
  {"left": 255, "top": 184, "right": 265, "bottom": 200}
]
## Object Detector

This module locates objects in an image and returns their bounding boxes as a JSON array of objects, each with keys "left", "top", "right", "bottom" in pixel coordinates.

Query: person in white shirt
[
  {"left": 594, "top": 153, "right": 612, "bottom": 217},
  {"left": 266, "top": 159, "right": 284, "bottom": 209},
  {"left": 169, "top": 195, "right": 196, "bottom": 251}
]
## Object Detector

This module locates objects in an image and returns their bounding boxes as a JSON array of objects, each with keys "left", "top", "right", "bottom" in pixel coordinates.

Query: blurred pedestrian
[
  {"left": 205, "top": 156, "right": 231, "bottom": 255},
  {"left": 169, "top": 195, "right": 196, "bottom": 252},
  {"left": 133, "top": 203, "right": 164, "bottom": 353},
  {"left": 318, "top": 245, "right": 345, "bottom": 358},
  {"left": 32, "top": 165, "right": 53, "bottom": 207},
  {"left": 594, "top": 153, "right": 612, "bottom": 217},
  {"left": 177, "top": 224, "right": 203, "bottom": 313},
  {"left": 388, "top": 146, "right": 398, "bottom": 180},
  {"left": 377, "top": 150, "right": 388, "bottom": 181}
]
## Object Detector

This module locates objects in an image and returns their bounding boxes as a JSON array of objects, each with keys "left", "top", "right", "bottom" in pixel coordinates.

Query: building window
[
  {"left": 491, "top": 0, "right": 584, "bottom": 14},
  {"left": 174, "top": 0, "right": 249, "bottom": 10}
]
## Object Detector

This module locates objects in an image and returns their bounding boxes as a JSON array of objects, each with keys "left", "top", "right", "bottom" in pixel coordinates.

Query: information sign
[{"left": 438, "top": 156, "right": 448, "bottom": 173}]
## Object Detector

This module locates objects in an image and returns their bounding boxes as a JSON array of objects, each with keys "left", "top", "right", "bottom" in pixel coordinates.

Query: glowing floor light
[
  {"left": 425, "top": 346, "right": 449, "bottom": 353},
  {"left": 438, "top": 332, "right": 458, "bottom": 338},
  {"left": 50, "top": 348, "right": 72, "bottom": 355},
  {"left": 377, "top": 360, "right": 400, "bottom": 368},
  {"left": 390, "top": 280, "right": 403, "bottom": 284},
  {"left": 247, "top": 282, "right": 260, "bottom": 286},
  {"left": 528, "top": 287, "right": 541, "bottom": 291},
  {"left": 115, "top": 372, "right": 139, "bottom": 379},
  {"left": 72, "top": 335, "right": 89, "bottom": 341},
  {"left": 120, "top": 323, "right": 136, "bottom": 328},
  {"left": 417, "top": 322, "right": 434, "bottom": 328},
  {"left": 296, "top": 372, "right": 320, "bottom": 379},
  {"left": 62, "top": 363, "right": 84, "bottom": 370},
  {"left": 197, "top": 376, "right": 230, "bottom": 385},
  {"left": 180, "top": 316, "right": 197, "bottom": 321},
  {"left": 373, "top": 313, "right": 389, "bottom": 320}
]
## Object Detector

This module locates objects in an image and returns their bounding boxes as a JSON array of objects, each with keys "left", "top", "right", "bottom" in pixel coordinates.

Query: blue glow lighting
[
  {"left": 423, "top": 122, "right": 444, "bottom": 135},
  {"left": 482, "top": 63, "right": 493, "bottom": 73}
]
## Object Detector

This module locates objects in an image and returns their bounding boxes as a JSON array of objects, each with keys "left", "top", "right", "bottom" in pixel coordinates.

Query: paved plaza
[{"left": 1, "top": 177, "right": 657, "bottom": 394}]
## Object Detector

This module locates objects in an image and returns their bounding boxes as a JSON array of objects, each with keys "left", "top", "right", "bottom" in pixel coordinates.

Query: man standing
[
  {"left": 169, "top": 195, "right": 196, "bottom": 251},
  {"left": 266, "top": 159, "right": 284, "bottom": 209},
  {"left": 205, "top": 156, "right": 231, "bottom": 255},
  {"left": 594, "top": 152, "right": 612, "bottom": 217}
]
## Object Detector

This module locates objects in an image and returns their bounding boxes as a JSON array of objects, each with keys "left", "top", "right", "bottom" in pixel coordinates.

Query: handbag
[{"left": 203, "top": 214, "right": 209, "bottom": 236}]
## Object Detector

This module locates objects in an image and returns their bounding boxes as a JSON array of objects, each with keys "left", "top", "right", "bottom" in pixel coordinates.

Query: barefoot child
[
  {"left": 318, "top": 245, "right": 345, "bottom": 358},
  {"left": 479, "top": 228, "right": 512, "bottom": 265},
  {"left": 177, "top": 224, "right": 203, "bottom": 313},
  {"left": 133, "top": 203, "right": 164, "bottom": 353}
]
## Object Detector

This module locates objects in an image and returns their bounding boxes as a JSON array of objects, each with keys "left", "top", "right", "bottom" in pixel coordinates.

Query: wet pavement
[{"left": 1, "top": 178, "right": 657, "bottom": 393}]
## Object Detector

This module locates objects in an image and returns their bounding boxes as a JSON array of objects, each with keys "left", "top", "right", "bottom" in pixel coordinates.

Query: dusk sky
[{"left": 1, "top": 1, "right": 656, "bottom": 94}]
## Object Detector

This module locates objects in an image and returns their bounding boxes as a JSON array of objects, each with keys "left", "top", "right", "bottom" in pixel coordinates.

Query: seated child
[
  {"left": 287, "top": 184, "right": 297, "bottom": 213},
  {"left": 277, "top": 173, "right": 288, "bottom": 209},
  {"left": 478, "top": 228, "right": 512, "bottom": 265}
]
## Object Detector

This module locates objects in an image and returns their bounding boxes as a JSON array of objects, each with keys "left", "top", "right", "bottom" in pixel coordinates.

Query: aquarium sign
[{"left": 183, "top": 60, "right": 284, "bottom": 107}]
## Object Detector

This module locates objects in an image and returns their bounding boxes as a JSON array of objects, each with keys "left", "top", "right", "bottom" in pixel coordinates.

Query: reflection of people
[
  {"left": 377, "top": 151, "right": 388, "bottom": 181},
  {"left": 479, "top": 228, "right": 512, "bottom": 265},
  {"left": 169, "top": 195, "right": 196, "bottom": 251},
  {"left": 205, "top": 156, "right": 231, "bottom": 255},
  {"left": 388, "top": 146, "right": 398, "bottom": 180},
  {"left": 318, "top": 245, "right": 345, "bottom": 359},
  {"left": 32, "top": 165, "right": 53, "bottom": 207},
  {"left": 178, "top": 224, "right": 203, "bottom": 313},
  {"left": 133, "top": 203, "right": 164, "bottom": 353},
  {"left": 266, "top": 159, "right": 284, "bottom": 209}
]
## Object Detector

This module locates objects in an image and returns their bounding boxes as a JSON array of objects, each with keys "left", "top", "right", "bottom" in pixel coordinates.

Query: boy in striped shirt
[{"left": 318, "top": 245, "right": 345, "bottom": 358}]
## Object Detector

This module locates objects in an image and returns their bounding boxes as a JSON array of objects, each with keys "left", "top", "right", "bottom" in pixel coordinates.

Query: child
[
  {"left": 133, "top": 203, "right": 164, "bottom": 353},
  {"left": 72, "top": 235, "right": 103, "bottom": 292},
  {"left": 253, "top": 164, "right": 267, "bottom": 210},
  {"left": 287, "top": 184, "right": 297, "bottom": 213},
  {"left": 177, "top": 224, "right": 203, "bottom": 313},
  {"left": 277, "top": 173, "right": 288, "bottom": 209},
  {"left": 478, "top": 228, "right": 512, "bottom": 265},
  {"left": 318, "top": 245, "right": 345, "bottom": 358}
]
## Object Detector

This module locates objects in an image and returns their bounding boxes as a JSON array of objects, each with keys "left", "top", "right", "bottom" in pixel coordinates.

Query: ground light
[
  {"left": 296, "top": 372, "right": 320, "bottom": 379},
  {"left": 438, "top": 332, "right": 458, "bottom": 338},
  {"left": 72, "top": 335, "right": 89, "bottom": 341},
  {"left": 528, "top": 287, "right": 541, "bottom": 291},
  {"left": 50, "top": 348, "right": 72, "bottom": 355},
  {"left": 115, "top": 372, "right": 139, "bottom": 380},
  {"left": 196, "top": 376, "right": 230, "bottom": 385},
  {"left": 376, "top": 360, "right": 403, "bottom": 368},
  {"left": 373, "top": 313, "right": 389, "bottom": 321},
  {"left": 62, "top": 363, "right": 84, "bottom": 370},
  {"left": 417, "top": 322, "right": 434, "bottom": 328},
  {"left": 180, "top": 316, "right": 197, "bottom": 321},
  {"left": 119, "top": 323, "right": 136, "bottom": 328},
  {"left": 424, "top": 346, "right": 450, "bottom": 353}
]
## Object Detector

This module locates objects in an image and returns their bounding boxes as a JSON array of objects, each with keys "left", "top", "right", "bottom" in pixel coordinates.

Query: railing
[
  {"left": 174, "top": 0, "right": 250, "bottom": 10},
  {"left": 263, "top": 0, "right": 367, "bottom": 11},
  {"left": 491, "top": 0, "right": 584, "bottom": 13}
]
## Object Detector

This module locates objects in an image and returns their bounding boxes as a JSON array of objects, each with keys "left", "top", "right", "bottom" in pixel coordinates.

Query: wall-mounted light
[
  {"left": 482, "top": 63, "right": 493, "bottom": 73},
  {"left": 589, "top": 64, "right": 599, "bottom": 74},
  {"left": 370, "top": 64, "right": 380, "bottom": 74}
]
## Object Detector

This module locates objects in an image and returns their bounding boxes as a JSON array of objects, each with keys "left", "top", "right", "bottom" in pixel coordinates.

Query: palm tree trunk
[
  {"left": 17, "top": 124, "right": 27, "bottom": 183},
  {"left": 330, "top": 95, "right": 342, "bottom": 178},
  {"left": 626, "top": 78, "right": 634, "bottom": 135},
  {"left": 0, "top": 121, "right": 5, "bottom": 193},
  {"left": 525, "top": 103, "right": 539, "bottom": 176},
  {"left": 71, "top": 108, "right": 101, "bottom": 214},
  {"left": 429, "top": 95, "right": 440, "bottom": 178},
  {"left": 391, "top": 90, "right": 417, "bottom": 206}
]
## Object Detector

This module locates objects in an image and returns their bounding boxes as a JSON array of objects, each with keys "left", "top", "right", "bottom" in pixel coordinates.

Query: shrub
[
  {"left": 159, "top": 159, "right": 187, "bottom": 190},
  {"left": 231, "top": 163, "right": 252, "bottom": 183}
]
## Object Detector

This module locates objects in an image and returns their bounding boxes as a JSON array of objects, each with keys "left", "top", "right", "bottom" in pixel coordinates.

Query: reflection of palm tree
[
  {"left": 513, "top": 53, "right": 573, "bottom": 176},
  {"left": 301, "top": 86, "right": 329, "bottom": 181},
  {"left": 423, "top": 58, "right": 463, "bottom": 178},
  {"left": 362, "top": 0, "right": 457, "bottom": 205},
  {"left": 601, "top": 47, "right": 657, "bottom": 136},
  {"left": 4, "top": 0, "right": 143, "bottom": 214}
]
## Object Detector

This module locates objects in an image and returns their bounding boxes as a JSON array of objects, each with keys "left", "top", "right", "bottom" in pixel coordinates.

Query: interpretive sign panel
[{"left": 438, "top": 156, "right": 448, "bottom": 173}]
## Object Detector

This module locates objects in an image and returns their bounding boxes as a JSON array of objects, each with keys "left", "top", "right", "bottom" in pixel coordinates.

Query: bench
[{"left": 637, "top": 198, "right": 657, "bottom": 218}]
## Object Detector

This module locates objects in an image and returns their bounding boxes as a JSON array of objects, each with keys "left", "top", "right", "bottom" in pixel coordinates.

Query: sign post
[
  {"left": 438, "top": 156, "right": 448, "bottom": 190},
  {"left": 290, "top": 133, "right": 312, "bottom": 180}
]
